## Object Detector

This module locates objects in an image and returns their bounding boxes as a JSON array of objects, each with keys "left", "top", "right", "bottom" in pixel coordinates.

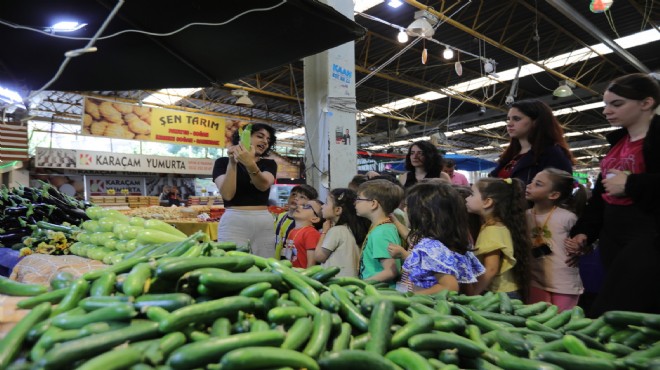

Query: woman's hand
[
  {"left": 564, "top": 234, "right": 587, "bottom": 255},
  {"left": 602, "top": 169, "right": 628, "bottom": 196},
  {"left": 232, "top": 143, "right": 256, "bottom": 166},
  {"left": 387, "top": 243, "right": 406, "bottom": 259}
]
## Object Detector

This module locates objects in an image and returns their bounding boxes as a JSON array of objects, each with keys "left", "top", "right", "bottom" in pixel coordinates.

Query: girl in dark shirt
[
  {"left": 399, "top": 140, "right": 450, "bottom": 188},
  {"left": 490, "top": 99, "right": 573, "bottom": 184}
]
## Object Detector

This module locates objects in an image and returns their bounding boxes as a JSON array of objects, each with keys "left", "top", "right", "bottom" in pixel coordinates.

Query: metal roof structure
[{"left": 2, "top": 0, "right": 658, "bottom": 169}]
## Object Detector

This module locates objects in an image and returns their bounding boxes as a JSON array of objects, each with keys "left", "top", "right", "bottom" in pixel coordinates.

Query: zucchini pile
[
  {"left": 68, "top": 207, "right": 210, "bottom": 264},
  {"left": 1, "top": 243, "right": 660, "bottom": 370}
]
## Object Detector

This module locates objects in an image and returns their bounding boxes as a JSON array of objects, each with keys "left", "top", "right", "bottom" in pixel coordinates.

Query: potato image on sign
[{"left": 82, "top": 98, "right": 152, "bottom": 140}]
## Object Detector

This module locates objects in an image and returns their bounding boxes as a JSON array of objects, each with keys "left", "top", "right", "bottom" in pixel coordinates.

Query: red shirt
[
  {"left": 283, "top": 226, "right": 320, "bottom": 268},
  {"left": 600, "top": 134, "right": 645, "bottom": 206},
  {"left": 497, "top": 153, "right": 524, "bottom": 179}
]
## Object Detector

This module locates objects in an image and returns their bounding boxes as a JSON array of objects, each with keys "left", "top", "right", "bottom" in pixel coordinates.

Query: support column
[{"left": 303, "top": 0, "right": 357, "bottom": 200}]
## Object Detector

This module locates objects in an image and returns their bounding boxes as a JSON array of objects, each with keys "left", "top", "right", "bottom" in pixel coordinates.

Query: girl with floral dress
[{"left": 388, "top": 182, "right": 484, "bottom": 294}]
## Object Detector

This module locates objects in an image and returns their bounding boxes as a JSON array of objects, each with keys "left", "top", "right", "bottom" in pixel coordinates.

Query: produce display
[
  {"left": 1, "top": 238, "right": 659, "bottom": 370},
  {"left": 67, "top": 206, "right": 206, "bottom": 265},
  {"left": 0, "top": 183, "right": 90, "bottom": 254}
]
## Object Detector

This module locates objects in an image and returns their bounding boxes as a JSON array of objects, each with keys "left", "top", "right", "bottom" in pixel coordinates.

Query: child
[
  {"left": 355, "top": 179, "right": 404, "bottom": 286},
  {"left": 282, "top": 199, "right": 324, "bottom": 268},
  {"left": 274, "top": 184, "right": 318, "bottom": 259},
  {"left": 315, "top": 189, "right": 370, "bottom": 277},
  {"left": 387, "top": 182, "right": 485, "bottom": 294},
  {"left": 525, "top": 168, "right": 587, "bottom": 311},
  {"left": 465, "top": 177, "right": 532, "bottom": 300}
]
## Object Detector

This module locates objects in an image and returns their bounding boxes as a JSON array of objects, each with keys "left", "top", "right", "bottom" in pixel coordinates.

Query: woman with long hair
[
  {"left": 399, "top": 140, "right": 450, "bottom": 188},
  {"left": 212, "top": 123, "right": 277, "bottom": 258},
  {"left": 490, "top": 99, "right": 574, "bottom": 184},
  {"left": 568, "top": 73, "right": 660, "bottom": 316}
]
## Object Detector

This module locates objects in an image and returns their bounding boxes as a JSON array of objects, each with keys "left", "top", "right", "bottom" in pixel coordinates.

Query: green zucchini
[
  {"left": 219, "top": 346, "right": 319, "bottom": 370},
  {"left": 385, "top": 347, "right": 434, "bottom": 370},
  {"left": 0, "top": 302, "right": 51, "bottom": 369},
  {"left": 318, "top": 350, "right": 401, "bottom": 370},
  {"left": 0, "top": 276, "right": 48, "bottom": 296},
  {"left": 122, "top": 262, "right": 153, "bottom": 297}
]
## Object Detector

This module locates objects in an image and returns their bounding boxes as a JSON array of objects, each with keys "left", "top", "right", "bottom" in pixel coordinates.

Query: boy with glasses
[
  {"left": 274, "top": 184, "right": 318, "bottom": 259},
  {"left": 282, "top": 199, "right": 324, "bottom": 268},
  {"left": 355, "top": 179, "right": 404, "bottom": 286}
]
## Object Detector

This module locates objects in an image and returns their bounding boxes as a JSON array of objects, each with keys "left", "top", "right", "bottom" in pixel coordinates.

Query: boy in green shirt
[{"left": 355, "top": 179, "right": 404, "bottom": 286}]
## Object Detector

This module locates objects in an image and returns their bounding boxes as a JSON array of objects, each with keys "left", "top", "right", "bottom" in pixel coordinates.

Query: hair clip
[
  {"left": 503, "top": 178, "right": 513, "bottom": 184},
  {"left": 337, "top": 192, "right": 345, "bottom": 201}
]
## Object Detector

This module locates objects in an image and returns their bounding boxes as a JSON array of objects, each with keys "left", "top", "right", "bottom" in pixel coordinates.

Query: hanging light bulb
[
  {"left": 442, "top": 47, "right": 454, "bottom": 60},
  {"left": 397, "top": 30, "right": 408, "bottom": 43},
  {"left": 421, "top": 48, "right": 428, "bottom": 64}
]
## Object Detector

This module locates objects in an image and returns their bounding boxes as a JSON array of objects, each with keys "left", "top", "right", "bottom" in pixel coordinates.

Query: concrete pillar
[{"left": 303, "top": 0, "right": 357, "bottom": 201}]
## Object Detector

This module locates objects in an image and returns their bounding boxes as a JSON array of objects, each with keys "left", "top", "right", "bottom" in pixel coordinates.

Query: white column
[{"left": 303, "top": 0, "right": 357, "bottom": 201}]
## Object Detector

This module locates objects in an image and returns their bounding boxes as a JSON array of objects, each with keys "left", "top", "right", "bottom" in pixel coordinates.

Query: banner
[
  {"left": 87, "top": 176, "right": 145, "bottom": 196},
  {"left": 82, "top": 97, "right": 238, "bottom": 147},
  {"left": 36, "top": 147, "right": 215, "bottom": 176}
]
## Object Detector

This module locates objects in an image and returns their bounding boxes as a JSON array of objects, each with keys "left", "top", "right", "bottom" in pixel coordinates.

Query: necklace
[
  {"left": 361, "top": 218, "right": 393, "bottom": 253},
  {"left": 531, "top": 206, "right": 556, "bottom": 245}
]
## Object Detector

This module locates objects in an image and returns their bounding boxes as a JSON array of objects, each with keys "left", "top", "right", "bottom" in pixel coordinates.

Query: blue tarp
[{"left": 387, "top": 154, "right": 497, "bottom": 172}]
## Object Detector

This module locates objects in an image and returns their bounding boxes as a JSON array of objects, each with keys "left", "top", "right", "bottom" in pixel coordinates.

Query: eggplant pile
[{"left": 0, "top": 182, "right": 91, "bottom": 248}]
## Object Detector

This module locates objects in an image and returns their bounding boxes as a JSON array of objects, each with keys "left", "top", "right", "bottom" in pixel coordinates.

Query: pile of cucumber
[{"left": 1, "top": 246, "right": 659, "bottom": 370}]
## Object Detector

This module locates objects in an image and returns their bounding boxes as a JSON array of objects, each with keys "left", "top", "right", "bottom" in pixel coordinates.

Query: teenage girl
[
  {"left": 315, "top": 188, "right": 370, "bottom": 277},
  {"left": 465, "top": 177, "right": 532, "bottom": 300},
  {"left": 525, "top": 168, "right": 587, "bottom": 311},
  {"left": 387, "top": 182, "right": 485, "bottom": 294}
]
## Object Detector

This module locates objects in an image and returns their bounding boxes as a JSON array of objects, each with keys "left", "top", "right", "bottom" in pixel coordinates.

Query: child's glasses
[
  {"left": 300, "top": 203, "right": 320, "bottom": 218},
  {"left": 354, "top": 197, "right": 372, "bottom": 202}
]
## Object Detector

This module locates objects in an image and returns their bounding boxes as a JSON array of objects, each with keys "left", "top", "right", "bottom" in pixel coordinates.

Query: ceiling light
[
  {"left": 442, "top": 47, "right": 454, "bottom": 60},
  {"left": 48, "top": 21, "right": 87, "bottom": 33},
  {"left": 387, "top": 0, "right": 403, "bottom": 8},
  {"left": 394, "top": 121, "right": 409, "bottom": 136},
  {"left": 553, "top": 81, "right": 574, "bottom": 98},
  {"left": 397, "top": 30, "right": 409, "bottom": 43},
  {"left": 406, "top": 11, "right": 438, "bottom": 38},
  {"left": 478, "top": 106, "right": 487, "bottom": 115},
  {"left": 483, "top": 61, "right": 494, "bottom": 74},
  {"left": 231, "top": 89, "right": 254, "bottom": 107}
]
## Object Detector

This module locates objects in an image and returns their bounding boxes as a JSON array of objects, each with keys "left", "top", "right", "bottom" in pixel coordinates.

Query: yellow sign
[{"left": 82, "top": 97, "right": 228, "bottom": 147}]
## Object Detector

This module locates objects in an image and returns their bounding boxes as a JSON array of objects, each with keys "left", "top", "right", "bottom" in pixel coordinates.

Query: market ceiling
[{"left": 1, "top": 0, "right": 659, "bottom": 168}]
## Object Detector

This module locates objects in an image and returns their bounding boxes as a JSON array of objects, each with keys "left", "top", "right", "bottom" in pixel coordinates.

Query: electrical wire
[{"left": 0, "top": 1, "right": 287, "bottom": 41}]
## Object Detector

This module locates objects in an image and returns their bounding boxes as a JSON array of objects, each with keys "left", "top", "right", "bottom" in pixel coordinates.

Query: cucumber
[
  {"left": 50, "top": 271, "right": 75, "bottom": 290},
  {"left": 155, "top": 256, "right": 255, "bottom": 280},
  {"left": 303, "top": 310, "right": 333, "bottom": 359},
  {"left": 350, "top": 332, "right": 371, "bottom": 350},
  {"left": 267, "top": 306, "right": 309, "bottom": 326},
  {"left": 159, "top": 296, "right": 254, "bottom": 332},
  {"left": 0, "top": 275, "right": 48, "bottom": 296},
  {"left": 535, "top": 351, "right": 616, "bottom": 370},
  {"left": 514, "top": 302, "right": 549, "bottom": 317},
  {"left": 318, "top": 350, "right": 401, "bottom": 370},
  {"left": 16, "top": 288, "right": 68, "bottom": 309},
  {"left": 528, "top": 305, "right": 559, "bottom": 324},
  {"left": 498, "top": 292, "right": 513, "bottom": 314},
  {"left": 330, "top": 284, "right": 369, "bottom": 332},
  {"left": 52, "top": 303, "right": 137, "bottom": 329},
  {"left": 390, "top": 314, "right": 434, "bottom": 349},
  {"left": 38, "top": 320, "right": 160, "bottom": 369},
  {"left": 281, "top": 317, "right": 313, "bottom": 351},
  {"left": 78, "top": 295, "right": 132, "bottom": 311},
  {"left": 123, "top": 262, "right": 153, "bottom": 297},
  {"left": 365, "top": 299, "right": 394, "bottom": 355},
  {"left": 562, "top": 334, "right": 590, "bottom": 357},
  {"left": 50, "top": 278, "right": 89, "bottom": 317},
  {"left": 483, "top": 349, "right": 561, "bottom": 370},
  {"left": 167, "top": 330, "right": 285, "bottom": 370},
  {"left": 75, "top": 346, "right": 142, "bottom": 370},
  {"left": 289, "top": 289, "right": 322, "bottom": 316},
  {"left": 0, "top": 302, "right": 51, "bottom": 369},
  {"left": 604, "top": 310, "right": 660, "bottom": 327},
  {"left": 385, "top": 348, "right": 434, "bottom": 370},
  {"left": 219, "top": 346, "right": 319, "bottom": 370},
  {"left": 542, "top": 309, "right": 572, "bottom": 329},
  {"left": 320, "top": 290, "right": 341, "bottom": 313},
  {"left": 495, "top": 329, "right": 531, "bottom": 357},
  {"left": 83, "top": 256, "right": 149, "bottom": 281},
  {"left": 408, "top": 332, "right": 485, "bottom": 358},
  {"left": 238, "top": 282, "right": 272, "bottom": 298},
  {"left": 311, "top": 266, "right": 341, "bottom": 282},
  {"left": 331, "top": 322, "right": 353, "bottom": 352},
  {"left": 269, "top": 260, "right": 320, "bottom": 305},
  {"left": 199, "top": 271, "right": 283, "bottom": 293},
  {"left": 134, "top": 293, "right": 194, "bottom": 312},
  {"left": 474, "top": 310, "right": 526, "bottom": 327},
  {"left": 89, "top": 272, "right": 117, "bottom": 296},
  {"left": 453, "top": 304, "right": 502, "bottom": 333}
]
